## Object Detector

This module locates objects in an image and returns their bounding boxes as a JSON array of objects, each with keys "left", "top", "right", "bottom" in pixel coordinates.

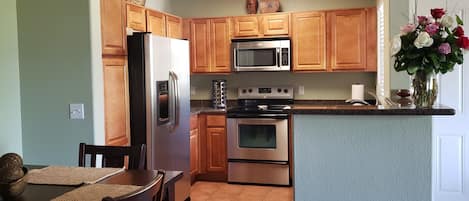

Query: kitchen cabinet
[
  {"left": 232, "top": 16, "right": 259, "bottom": 37},
  {"left": 327, "top": 9, "right": 367, "bottom": 71},
  {"left": 261, "top": 13, "right": 290, "bottom": 36},
  {"left": 205, "top": 115, "right": 227, "bottom": 173},
  {"left": 190, "top": 18, "right": 231, "bottom": 73},
  {"left": 146, "top": 9, "right": 166, "bottom": 36},
  {"left": 166, "top": 15, "right": 183, "bottom": 39},
  {"left": 292, "top": 11, "right": 327, "bottom": 71},
  {"left": 232, "top": 13, "right": 290, "bottom": 38},
  {"left": 100, "top": 0, "right": 126, "bottom": 56},
  {"left": 103, "top": 56, "right": 130, "bottom": 146},
  {"left": 366, "top": 7, "right": 377, "bottom": 72},
  {"left": 182, "top": 19, "right": 191, "bottom": 40},
  {"left": 127, "top": 3, "right": 146, "bottom": 32},
  {"left": 190, "top": 114, "right": 199, "bottom": 180}
]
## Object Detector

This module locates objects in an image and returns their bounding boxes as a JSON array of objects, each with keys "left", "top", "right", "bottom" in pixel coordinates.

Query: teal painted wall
[
  {"left": 293, "top": 115, "right": 431, "bottom": 201},
  {"left": 0, "top": 0, "right": 23, "bottom": 156},
  {"left": 17, "top": 0, "right": 94, "bottom": 165}
]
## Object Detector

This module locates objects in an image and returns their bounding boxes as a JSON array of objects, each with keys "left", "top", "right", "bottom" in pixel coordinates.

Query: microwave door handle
[
  {"left": 233, "top": 49, "right": 238, "bottom": 70},
  {"left": 277, "top": 48, "right": 281, "bottom": 67}
]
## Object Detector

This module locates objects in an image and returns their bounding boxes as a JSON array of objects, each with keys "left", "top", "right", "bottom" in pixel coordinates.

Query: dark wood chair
[
  {"left": 102, "top": 170, "right": 166, "bottom": 201},
  {"left": 79, "top": 143, "right": 146, "bottom": 170}
]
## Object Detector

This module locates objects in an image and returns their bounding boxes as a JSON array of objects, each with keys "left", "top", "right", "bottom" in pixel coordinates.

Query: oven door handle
[
  {"left": 227, "top": 113, "right": 289, "bottom": 119},
  {"left": 228, "top": 159, "right": 289, "bottom": 165}
]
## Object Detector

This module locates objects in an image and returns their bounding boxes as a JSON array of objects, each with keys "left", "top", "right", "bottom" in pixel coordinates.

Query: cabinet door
[
  {"left": 190, "top": 19, "right": 211, "bottom": 73},
  {"left": 100, "top": 0, "right": 126, "bottom": 56},
  {"left": 292, "top": 11, "right": 326, "bottom": 71},
  {"left": 210, "top": 18, "right": 231, "bottom": 73},
  {"left": 206, "top": 127, "right": 226, "bottom": 172},
  {"left": 366, "top": 7, "right": 377, "bottom": 72},
  {"left": 232, "top": 16, "right": 259, "bottom": 37},
  {"left": 146, "top": 10, "right": 166, "bottom": 36},
  {"left": 182, "top": 19, "right": 191, "bottom": 40},
  {"left": 327, "top": 9, "right": 367, "bottom": 70},
  {"left": 190, "top": 128, "right": 200, "bottom": 176},
  {"left": 103, "top": 56, "right": 130, "bottom": 146},
  {"left": 166, "top": 15, "right": 183, "bottom": 39},
  {"left": 126, "top": 3, "right": 146, "bottom": 32},
  {"left": 261, "top": 13, "right": 290, "bottom": 36}
]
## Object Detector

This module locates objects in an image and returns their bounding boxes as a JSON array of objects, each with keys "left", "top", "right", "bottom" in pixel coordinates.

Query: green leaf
[
  {"left": 407, "top": 65, "right": 419, "bottom": 75},
  {"left": 456, "top": 15, "right": 464, "bottom": 26}
]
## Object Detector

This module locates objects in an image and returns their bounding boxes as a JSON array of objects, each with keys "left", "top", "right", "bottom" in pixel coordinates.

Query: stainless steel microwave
[{"left": 232, "top": 39, "right": 290, "bottom": 72}]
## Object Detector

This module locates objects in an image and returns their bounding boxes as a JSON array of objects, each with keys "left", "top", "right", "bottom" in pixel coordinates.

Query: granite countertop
[
  {"left": 290, "top": 104, "right": 455, "bottom": 115},
  {"left": 190, "top": 106, "right": 227, "bottom": 114}
]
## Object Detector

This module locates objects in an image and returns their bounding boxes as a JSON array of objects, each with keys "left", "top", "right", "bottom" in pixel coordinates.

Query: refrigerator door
[
  {"left": 169, "top": 38, "right": 191, "bottom": 201},
  {"left": 145, "top": 34, "right": 191, "bottom": 201}
]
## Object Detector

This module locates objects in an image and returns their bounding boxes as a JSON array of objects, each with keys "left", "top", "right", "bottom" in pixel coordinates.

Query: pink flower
[
  {"left": 425, "top": 23, "right": 440, "bottom": 35},
  {"left": 418, "top": 16, "right": 428, "bottom": 25},
  {"left": 438, "top": 43, "right": 451, "bottom": 54},
  {"left": 400, "top": 24, "right": 416, "bottom": 35}
]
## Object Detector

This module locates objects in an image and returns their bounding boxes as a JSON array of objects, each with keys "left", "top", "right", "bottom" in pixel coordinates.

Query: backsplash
[{"left": 190, "top": 72, "right": 376, "bottom": 100}]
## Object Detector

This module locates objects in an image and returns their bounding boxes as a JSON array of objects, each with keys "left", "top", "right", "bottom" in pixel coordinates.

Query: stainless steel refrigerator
[{"left": 127, "top": 33, "right": 190, "bottom": 201}]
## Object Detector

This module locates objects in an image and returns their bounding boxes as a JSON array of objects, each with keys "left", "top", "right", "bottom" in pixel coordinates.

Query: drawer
[
  {"left": 206, "top": 115, "right": 226, "bottom": 127},
  {"left": 190, "top": 114, "right": 198, "bottom": 130}
]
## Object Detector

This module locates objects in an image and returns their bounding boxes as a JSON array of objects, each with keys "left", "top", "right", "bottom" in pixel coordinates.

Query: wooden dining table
[{"left": 0, "top": 165, "right": 183, "bottom": 201}]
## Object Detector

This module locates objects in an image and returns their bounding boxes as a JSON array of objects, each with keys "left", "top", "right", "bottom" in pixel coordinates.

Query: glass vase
[{"left": 411, "top": 70, "right": 438, "bottom": 107}]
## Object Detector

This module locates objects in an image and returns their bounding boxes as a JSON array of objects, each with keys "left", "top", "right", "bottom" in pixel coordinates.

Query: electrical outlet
[
  {"left": 69, "top": 103, "right": 85, "bottom": 120},
  {"left": 298, "top": 85, "right": 305, "bottom": 95}
]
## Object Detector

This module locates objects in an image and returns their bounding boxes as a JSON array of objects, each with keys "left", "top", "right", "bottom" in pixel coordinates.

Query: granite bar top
[
  {"left": 190, "top": 107, "right": 227, "bottom": 114},
  {"left": 290, "top": 104, "right": 455, "bottom": 115}
]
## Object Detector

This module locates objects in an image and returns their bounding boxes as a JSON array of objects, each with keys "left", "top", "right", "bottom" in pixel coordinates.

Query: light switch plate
[
  {"left": 190, "top": 86, "right": 196, "bottom": 96},
  {"left": 69, "top": 103, "right": 85, "bottom": 120},
  {"left": 298, "top": 85, "right": 305, "bottom": 95}
]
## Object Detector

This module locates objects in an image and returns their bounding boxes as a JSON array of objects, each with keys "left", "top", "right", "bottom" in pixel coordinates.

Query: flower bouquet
[{"left": 392, "top": 8, "right": 468, "bottom": 107}]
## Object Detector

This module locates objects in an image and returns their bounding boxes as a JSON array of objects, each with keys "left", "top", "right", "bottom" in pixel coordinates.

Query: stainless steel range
[{"left": 227, "top": 86, "right": 293, "bottom": 186}]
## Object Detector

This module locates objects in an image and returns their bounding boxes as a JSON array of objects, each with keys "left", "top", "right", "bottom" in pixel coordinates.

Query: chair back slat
[
  {"left": 102, "top": 170, "right": 166, "bottom": 201},
  {"left": 78, "top": 143, "right": 146, "bottom": 170}
]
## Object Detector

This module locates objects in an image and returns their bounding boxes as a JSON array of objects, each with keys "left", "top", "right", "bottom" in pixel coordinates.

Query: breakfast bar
[{"left": 291, "top": 106, "right": 454, "bottom": 201}]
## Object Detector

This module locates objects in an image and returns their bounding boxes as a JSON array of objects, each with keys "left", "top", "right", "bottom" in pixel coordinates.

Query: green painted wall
[
  {"left": 17, "top": 0, "right": 94, "bottom": 165},
  {"left": 170, "top": 0, "right": 376, "bottom": 18},
  {"left": 146, "top": 0, "right": 172, "bottom": 12},
  {"left": 173, "top": 0, "right": 378, "bottom": 100},
  {"left": 191, "top": 72, "right": 376, "bottom": 100},
  {"left": 0, "top": 0, "right": 23, "bottom": 156},
  {"left": 390, "top": 0, "right": 411, "bottom": 90},
  {"left": 294, "top": 115, "right": 431, "bottom": 201}
]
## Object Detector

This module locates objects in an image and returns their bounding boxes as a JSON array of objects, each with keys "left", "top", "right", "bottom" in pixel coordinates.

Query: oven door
[{"left": 227, "top": 118, "right": 288, "bottom": 161}]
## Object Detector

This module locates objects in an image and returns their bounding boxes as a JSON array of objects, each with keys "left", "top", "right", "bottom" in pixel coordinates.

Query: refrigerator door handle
[{"left": 169, "top": 70, "right": 180, "bottom": 130}]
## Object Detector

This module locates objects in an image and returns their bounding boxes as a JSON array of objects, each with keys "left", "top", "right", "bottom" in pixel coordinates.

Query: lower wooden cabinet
[
  {"left": 103, "top": 56, "right": 130, "bottom": 146},
  {"left": 191, "top": 114, "right": 227, "bottom": 182}
]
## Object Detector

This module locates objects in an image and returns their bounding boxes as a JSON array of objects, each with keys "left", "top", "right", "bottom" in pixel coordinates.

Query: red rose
[
  {"left": 454, "top": 26, "right": 465, "bottom": 37},
  {"left": 431, "top": 8, "right": 446, "bottom": 19},
  {"left": 456, "top": 36, "right": 469, "bottom": 49}
]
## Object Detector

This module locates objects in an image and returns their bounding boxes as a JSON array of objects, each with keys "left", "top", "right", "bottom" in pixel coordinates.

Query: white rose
[
  {"left": 414, "top": 32, "right": 434, "bottom": 49},
  {"left": 391, "top": 34, "right": 402, "bottom": 55},
  {"left": 441, "top": 15, "right": 455, "bottom": 28}
]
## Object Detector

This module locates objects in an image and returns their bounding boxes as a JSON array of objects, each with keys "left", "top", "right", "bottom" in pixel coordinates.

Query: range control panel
[{"left": 238, "top": 87, "right": 294, "bottom": 99}]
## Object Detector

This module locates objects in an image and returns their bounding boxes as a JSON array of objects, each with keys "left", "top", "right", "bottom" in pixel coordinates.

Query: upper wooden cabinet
[
  {"left": 166, "top": 15, "right": 183, "bottom": 39},
  {"left": 190, "top": 18, "right": 231, "bottom": 74},
  {"left": 292, "top": 11, "right": 326, "bottom": 71},
  {"left": 327, "top": 9, "right": 367, "bottom": 71},
  {"left": 366, "top": 7, "right": 377, "bottom": 72},
  {"left": 146, "top": 9, "right": 165, "bottom": 36},
  {"left": 101, "top": 0, "right": 126, "bottom": 56},
  {"left": 103, "top": 56, "right": 130, "bottom": 146},
  {"left": 126, "top": 3, "right": 146, "bottom": 32},
  {"left": 261, "top": 13, "right": 290, "bottom": 36},
  {"left": 232, "top": 16, "right": 259, "bottom": 37},
  {"left": 232, "top": 13, "right": 290, "bottom": 38}
]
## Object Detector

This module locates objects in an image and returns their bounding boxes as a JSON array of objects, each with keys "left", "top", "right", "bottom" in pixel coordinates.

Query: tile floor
[{"left": 190, "top": 181, "right": 293, "bottom": 201}]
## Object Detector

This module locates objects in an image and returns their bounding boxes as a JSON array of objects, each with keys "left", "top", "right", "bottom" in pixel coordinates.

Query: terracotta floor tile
[{"left": 190, "top": 181, "right": 293, "bottom": 201}]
